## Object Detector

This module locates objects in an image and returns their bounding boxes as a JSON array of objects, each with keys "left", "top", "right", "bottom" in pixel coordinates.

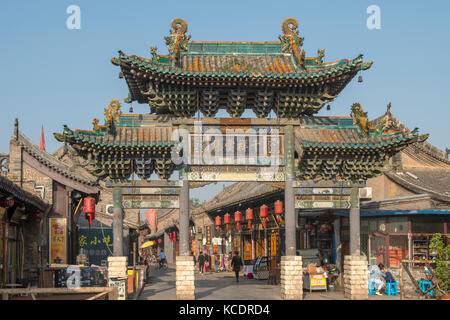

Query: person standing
[
  {"left": 231, "top": 251, "right": 243, "bottom": 283},
  {"left": 198, "top": 252, "right": 205, "bottom": 274}
]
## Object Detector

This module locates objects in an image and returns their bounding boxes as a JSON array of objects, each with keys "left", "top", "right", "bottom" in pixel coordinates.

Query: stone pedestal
[
  {"left": 280, "top": 255, "right": 303, "bottom": 300},
  {"left": 107, "top": 256, "right": 128, "bottom": 300},
  {"left": 107, "top": 256, "right": 128, "bottom": 278},
  {"left": 176, "top": 256, "right": 195, "bottom": 300},
  {"left": 343, "top": 255, "right": 368, "bottom": 300}
]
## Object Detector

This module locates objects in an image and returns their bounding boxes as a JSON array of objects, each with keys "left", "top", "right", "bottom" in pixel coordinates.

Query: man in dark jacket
[{"left": 231, "top": 251, "right": 243, "bottom": 282}]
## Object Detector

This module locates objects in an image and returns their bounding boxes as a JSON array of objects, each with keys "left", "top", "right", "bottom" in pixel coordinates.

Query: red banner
[{"left": 145, "top": 209, "right": 157, "bottom": 233}]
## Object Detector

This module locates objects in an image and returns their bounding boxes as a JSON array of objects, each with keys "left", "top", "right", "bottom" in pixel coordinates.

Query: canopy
[{"left": 140, "top": 241, "right": 155, "bottom": 248}]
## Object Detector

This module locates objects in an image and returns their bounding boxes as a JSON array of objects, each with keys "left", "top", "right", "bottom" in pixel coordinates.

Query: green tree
[
  {"left": 189, "top": 198, "right": 203, "bottom": 208},
  {"left": 430, "top": 233, "right": 450, "bottom": 295}
]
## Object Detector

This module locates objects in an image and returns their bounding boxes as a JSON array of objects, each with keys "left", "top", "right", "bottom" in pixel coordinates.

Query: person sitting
[
  {"left": 381, "top": 265, "right": 396, "bottom": 284},
  {"left": 368, "top": 263, "right": 386, "bottom": 296}
]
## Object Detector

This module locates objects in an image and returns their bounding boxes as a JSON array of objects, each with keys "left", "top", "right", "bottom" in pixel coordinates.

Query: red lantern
[
  {"left": 260, "top": 205, "right": 268, "bottom": 227},
  {"left": 83, "top": 197, "right": 96, "bottom": 225},
  {"left": 172, "top": 231, "right": 177, "bottom": 242},
  {"left": 215, "top": 216, "right": 222, "bottom": 232},
  {"left": 169, "top": 232, "right": 173, "bottom": 242},
  {"left": 246, "top": 208, "right": 253, "bottom": 229},
  {"left": 224, "top": 213, "right": 231, "bottom": 231},
  {"left": 234, "top": 211, "right": 242, "bottom": 230},
  {"left": 274, "top": 200, "right": 283, "bottom": 222},
  {"left": 158, "top": 238, "right": 162, "bottom": 244}
]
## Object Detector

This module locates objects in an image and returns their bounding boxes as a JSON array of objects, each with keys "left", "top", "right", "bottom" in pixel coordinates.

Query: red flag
[
  {"left": 40, "top": 125, "right": 45, "bottom": 151},
  {"left": 144, "top": 209, "right": 157, "bottom": 233}
]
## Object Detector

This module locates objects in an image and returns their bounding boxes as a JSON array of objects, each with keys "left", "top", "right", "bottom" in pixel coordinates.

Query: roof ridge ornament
[
  {"left": 350, "top": 102, "right": 370, "bottom": 136},
  {"left": 279, "top": 17, "right": 305, "bottom": 68},
  {"left": 164, "top": 18, "right": 191, "bottom": 67}
]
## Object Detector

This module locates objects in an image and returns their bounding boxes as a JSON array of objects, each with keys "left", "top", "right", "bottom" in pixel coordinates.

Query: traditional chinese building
[
  {"left": 0, "top": 172, "right": 49, "bottom": 287},
  {"left": 1, "top": 119, "right": 143, "bottom": 287},
  {"left": 54, "top": 18, "right": 428, "bottom": 300}
]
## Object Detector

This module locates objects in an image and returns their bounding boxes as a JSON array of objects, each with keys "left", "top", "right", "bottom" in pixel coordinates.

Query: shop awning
[{"left": 332, "top": 209, "right": 450, "bottom": 217}]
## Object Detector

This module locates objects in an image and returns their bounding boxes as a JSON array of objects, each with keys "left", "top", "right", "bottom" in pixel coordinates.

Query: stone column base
[
  {"left": 107, "top": 256, "right": 128, "bottom": 278},
  {"left": 107, "top": 256, "right": 128, "bottom": 300},
  {"left": 176, "top": 256, "right": 195, "bottom": 300},
  {"left": 343, "top": 255, "right": 368, "bottom": 300},
  {"left": 281, "top": 255, "right": 303, "bottom": 300}
]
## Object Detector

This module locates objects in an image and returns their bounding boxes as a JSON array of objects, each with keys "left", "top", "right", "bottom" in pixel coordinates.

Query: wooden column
[
  {"left": 284, "top": 125, "right": 296, "bottom": 256},
  {"left": 112, "top": 186, "right": 124, "bottom": 256},
  {"left": 349, "top": 186, "right": 360, "bottom": 255},
  {"left": 333, "top": 218, "right": 341, "bottom": 267},
  {"left": 179, "top": 179, "right": 190, "bottom": 256}
]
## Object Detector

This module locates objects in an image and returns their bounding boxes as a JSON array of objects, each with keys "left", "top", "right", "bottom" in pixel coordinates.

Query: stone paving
[{"left": 138, "top": 264, "right": 405, "bottom": 300}]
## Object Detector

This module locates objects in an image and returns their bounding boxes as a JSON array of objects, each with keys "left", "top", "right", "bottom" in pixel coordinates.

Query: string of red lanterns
[{"left": 211, "top": 201, "right": 284, "bottom": 233}]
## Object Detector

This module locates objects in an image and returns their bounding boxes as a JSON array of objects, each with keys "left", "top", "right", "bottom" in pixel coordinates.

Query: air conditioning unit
[
  {"left": 359, "top": 187, "right": 373, "bottom": 200},
  {"left": 106, "top": 205, "right": 114, "bottom": 214}
]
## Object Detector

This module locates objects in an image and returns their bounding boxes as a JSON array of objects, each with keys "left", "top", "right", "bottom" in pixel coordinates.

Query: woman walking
[{"left": 198, "top": 252, "right": 205, "bottom": 274}]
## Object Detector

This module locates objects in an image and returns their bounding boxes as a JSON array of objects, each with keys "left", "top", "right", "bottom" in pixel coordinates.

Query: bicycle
[{"left": 158, "top": 258, "right": 168, "bottom": 270}]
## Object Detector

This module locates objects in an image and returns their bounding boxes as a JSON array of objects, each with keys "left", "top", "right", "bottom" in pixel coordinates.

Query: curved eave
[
  {"left": 113, "top": 52, "right": 371, "bottom": 82},
  {"left": 299, "top": 131, "right": 421, "bottom": 153},
  {"left": 55, "top": 133, "right": 176, "bottom": 150}
]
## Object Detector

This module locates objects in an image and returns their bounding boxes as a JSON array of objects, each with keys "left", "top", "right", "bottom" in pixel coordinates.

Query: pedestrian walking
[
  {"left": 231, "top": 251, "right": 243, "bottom": 282},
  {"left": 198, "top": 252, "right": 205, "bottom": 274}
]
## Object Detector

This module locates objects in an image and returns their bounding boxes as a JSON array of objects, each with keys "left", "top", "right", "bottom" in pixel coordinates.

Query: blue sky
[{"left": 1, "top": 0, "right": 449, "bottom": 202}]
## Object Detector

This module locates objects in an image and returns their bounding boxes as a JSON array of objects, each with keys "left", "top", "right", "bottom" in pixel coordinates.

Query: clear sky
[{"left": 1, "top": 0, "right": 449, "bottom": 202}]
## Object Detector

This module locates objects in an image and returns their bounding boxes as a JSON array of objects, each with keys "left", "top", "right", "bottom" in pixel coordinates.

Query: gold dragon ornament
[
  {"left": 104, "top": 99, "right": 122, "bottom": 129},
  {"left": 350, "top": 103, "right": 370, "bottom": 136}
]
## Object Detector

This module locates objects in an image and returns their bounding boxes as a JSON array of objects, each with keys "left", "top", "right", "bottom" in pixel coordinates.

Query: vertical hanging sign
[
  {"left": 49, "top": 218, "right": 67, "bottom": 264},
  {"left": 206, "top": 225, "right": 212, "bottom": 245}
]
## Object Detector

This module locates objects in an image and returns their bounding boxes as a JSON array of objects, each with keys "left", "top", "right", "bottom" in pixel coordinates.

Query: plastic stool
[
  {"left": 384, "top": 282, "right": 399, "bottom": 296},
  {"left": 417, "top": 280, "right": 433, "bottom": 295},
  {"left": 368, "top": 281, "right": 377, "bottom": 295}
]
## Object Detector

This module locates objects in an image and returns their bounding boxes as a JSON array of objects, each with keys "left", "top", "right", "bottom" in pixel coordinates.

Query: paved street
[{"left": 138, "top": 264, "right": 402, "bottom": 300}]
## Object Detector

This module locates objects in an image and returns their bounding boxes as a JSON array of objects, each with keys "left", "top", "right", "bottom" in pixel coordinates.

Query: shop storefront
[{"left": 358, "top": 212, "right": 449, "bottom": 268}]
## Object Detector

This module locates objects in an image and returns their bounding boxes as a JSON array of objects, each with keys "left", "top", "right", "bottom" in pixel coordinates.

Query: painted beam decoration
[
  {"left": 122, "top": 199, "right": 179, "bottom": 209},
  {"left": 187, "top": 165, "right": 285, "bottom": 182},
  {"left": 293, "top": 181, "right": 358, "bottom": 209}
]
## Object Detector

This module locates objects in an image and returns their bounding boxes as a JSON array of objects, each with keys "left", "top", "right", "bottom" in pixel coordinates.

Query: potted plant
[{"left": 429, "top": 233, "right": 450, "bottom": 300}]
